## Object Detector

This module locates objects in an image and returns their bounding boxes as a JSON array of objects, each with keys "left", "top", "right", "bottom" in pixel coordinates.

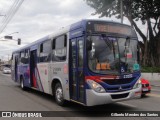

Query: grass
[{"left": 141, "top": 66, "right": 160, "bottom": 73}]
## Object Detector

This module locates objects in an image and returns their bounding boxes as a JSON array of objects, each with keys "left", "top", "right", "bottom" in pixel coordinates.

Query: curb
[{"left": 151, "top": 84, "right": 160, "bottom": 87}]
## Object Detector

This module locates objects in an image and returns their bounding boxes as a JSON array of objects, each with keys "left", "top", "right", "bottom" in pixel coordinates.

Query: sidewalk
[{"left": 149, "top": 80, "right": 160, "bottom": 87}]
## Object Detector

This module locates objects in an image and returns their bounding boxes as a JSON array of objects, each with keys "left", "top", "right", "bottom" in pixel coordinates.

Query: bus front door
[{"left": 70, "top": 38, "right": 85, "bottom": 103}]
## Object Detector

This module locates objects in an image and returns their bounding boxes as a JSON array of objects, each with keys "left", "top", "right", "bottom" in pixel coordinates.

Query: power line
[
  {"left": 0, "top": 0, "right": 24, "bottom": 33},
  {"left": 0, "top": 49, "right": 13, "bottom": 52},
  {"left": 0, "top": 0, "right": 19, "bottom": 31}
]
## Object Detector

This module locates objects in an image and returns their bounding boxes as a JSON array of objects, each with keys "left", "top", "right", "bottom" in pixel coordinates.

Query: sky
[{"left": 0, "top": 0, "right": 147, "bottom": 61}]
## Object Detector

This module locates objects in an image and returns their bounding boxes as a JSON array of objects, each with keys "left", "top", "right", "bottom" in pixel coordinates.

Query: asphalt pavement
[
  {"left": 0, "top": 72, "right": 160, "bottom": 120},
  {"left": 150, "top": 80, "right": 160, "bottom": 87}
]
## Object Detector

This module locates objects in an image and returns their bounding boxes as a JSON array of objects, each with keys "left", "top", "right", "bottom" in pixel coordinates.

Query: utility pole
[{"left": 120, "top": 0, "right": 123, "bottom": 24}]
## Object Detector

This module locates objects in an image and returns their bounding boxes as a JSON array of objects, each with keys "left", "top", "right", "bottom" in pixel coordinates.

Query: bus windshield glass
[{"left": 87, "top": 35, "right": 138, "bottom": 74}]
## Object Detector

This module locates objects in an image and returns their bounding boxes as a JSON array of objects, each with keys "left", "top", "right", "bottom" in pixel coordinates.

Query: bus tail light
[{"left": 87, "top": 80, "right": 106, "bottom": 93}]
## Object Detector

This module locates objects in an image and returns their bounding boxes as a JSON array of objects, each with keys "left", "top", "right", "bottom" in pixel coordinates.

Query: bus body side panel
[
  {"left": 36, "top": 63, "right": 49, "bottom": 93},
  {"left": 18, "top": 64, "right": 30, "bottom": 87},
  {"left": 50, "top": 32, "right": 70, "bottom": 100},
  {"left": 34, "top": 32, "right": 70, "bottom": 99},
  {"left": 50, "top": 61, "right": 69, "bottom": 100}
]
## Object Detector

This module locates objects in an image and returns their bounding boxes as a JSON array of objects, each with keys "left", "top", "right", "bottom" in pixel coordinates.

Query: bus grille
[
  {"left": 102, "top": 78, "right": 135, "bottom": 85},
  {"left": 107, "top": 85, "right": 132, "bottom": 91},
  {"left": 111, "top": 93, "right": 129, "bottom": 99}
]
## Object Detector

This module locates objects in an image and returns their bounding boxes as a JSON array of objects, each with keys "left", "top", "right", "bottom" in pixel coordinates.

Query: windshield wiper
[{"left": 101, "top": 34, "right": 116, "bottom": 60}]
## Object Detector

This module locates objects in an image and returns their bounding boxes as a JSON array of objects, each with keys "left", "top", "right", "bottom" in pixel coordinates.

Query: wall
[{"left": 141, "top": 73, "right": 160, "bottom": 81}]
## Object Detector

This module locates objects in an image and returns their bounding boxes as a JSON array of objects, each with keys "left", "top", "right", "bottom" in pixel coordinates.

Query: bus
[{"left": 11, "top": 19, "right": 142, "bottom": 106}]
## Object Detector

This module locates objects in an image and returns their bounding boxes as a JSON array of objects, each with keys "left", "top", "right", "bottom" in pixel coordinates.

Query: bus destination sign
[{"left": 94, "top": 24, "right": 133, "bottom": 36}]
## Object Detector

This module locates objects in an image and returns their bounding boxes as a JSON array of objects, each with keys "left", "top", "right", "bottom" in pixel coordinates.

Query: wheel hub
[
  {"left": 21, "top": 80, "right": 23, "bottom": 88},
  {"left": 56, "top": 87, "right": 63, "bottom": 102}
]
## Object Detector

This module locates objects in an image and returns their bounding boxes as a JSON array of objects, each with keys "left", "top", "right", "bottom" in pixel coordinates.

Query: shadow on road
[
  {"left": 141, "top": 95, "right": 150, "bottom": 99},
  {"left": 14, "top": 86, "right": 138, "bottom": 117}
]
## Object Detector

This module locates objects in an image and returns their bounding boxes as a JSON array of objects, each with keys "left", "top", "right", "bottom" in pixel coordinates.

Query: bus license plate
[{"left": 142, "top": 88, "right": 148, "bottom": 92}]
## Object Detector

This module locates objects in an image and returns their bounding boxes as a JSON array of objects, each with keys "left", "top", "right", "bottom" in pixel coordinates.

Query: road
[{"left": 0, "top": 72, "right": 159, "bottom": 120}]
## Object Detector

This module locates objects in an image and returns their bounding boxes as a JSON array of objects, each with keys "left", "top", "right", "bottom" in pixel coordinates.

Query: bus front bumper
[{"left": 86, "top": 87, "right": 141, "bottom": 106}]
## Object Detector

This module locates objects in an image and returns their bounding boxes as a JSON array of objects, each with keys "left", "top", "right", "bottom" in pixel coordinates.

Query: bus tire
[
  {"left": 54, "top": 82, "right": 65, "bottom": 106},
  {"left": 141, "top": 93, "right": 145, "bottom": 98},
  {"left": 20, "top": 77, "right": 26, "bottom": 90}
]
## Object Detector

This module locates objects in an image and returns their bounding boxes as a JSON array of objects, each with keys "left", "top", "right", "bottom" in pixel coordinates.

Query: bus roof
[{"left": 12, "top": 19, "right": 133, "bottom": 53}]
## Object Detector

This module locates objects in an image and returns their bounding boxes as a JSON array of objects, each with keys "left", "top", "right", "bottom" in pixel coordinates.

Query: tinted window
[
  {"left": 39, "top": 40, "right": 51, "bottom": 62},
  {"left": 71, "top": 41, "right": 76, "bottom": 68},
  {"left": 78, "top": 40, "right": 83, "bottom": 67},
  {"left": 52, "top": 35, "right": 67, "bottom": 61},
  {"left": 24, "top": 50, "right": 29, "bottom": 64},
  {"left": 56, "top": 36, "right": 65, "bottom": 49},
  {"left": 20, "top": 50, "right": 29, "bottom": 64},
  {"left": 20, "top": 51, "right": 25, "bottom": 64}
]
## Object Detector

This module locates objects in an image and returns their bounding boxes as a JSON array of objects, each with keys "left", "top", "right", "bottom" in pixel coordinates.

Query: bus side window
[
  {"left": 17, "top": 53, "right": 20, "bottom": 65},
  {"left": 21, "top": 50, "right": 29, "bottom": 64},
  {"left": 24, "top": 50, "right": 29, "bottom": 64},
  {"left": 40, "top": 44, "right": 43, "bottom": 53},
  {"left": 20, "top": 51, "right": 25, "bottom": 64},
  {"left": 52, "top": 35, "right": 67, "bottom": 62},
  {"left": 78, "top": 40, "right": 83, "bottom": 67},
  {"left": 39, "top": 40, "right": 51, "bottom": 62},
  {"left": 11, "top": 54, "right": 15, "bottom": 69}
]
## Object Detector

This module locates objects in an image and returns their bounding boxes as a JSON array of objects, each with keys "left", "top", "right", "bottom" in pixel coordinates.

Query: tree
[{"left": 85, "top": 0, "right": 160, "bottom": 66}]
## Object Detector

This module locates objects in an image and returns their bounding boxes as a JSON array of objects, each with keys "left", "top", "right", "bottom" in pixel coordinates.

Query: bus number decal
[
  {"left": 123, "top": 74, "right": 133, "bottom": 79},
  {"left": 53, "top": 68, "right": 61, "bottom": 74}
]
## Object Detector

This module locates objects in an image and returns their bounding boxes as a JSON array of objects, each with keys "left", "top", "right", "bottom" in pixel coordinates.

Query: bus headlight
[
  {"left": 133, "top": 79, "right": 142, "bottom": 89},
  {"left": 87, "top": 80, "right": 105, "bottom": 93}
]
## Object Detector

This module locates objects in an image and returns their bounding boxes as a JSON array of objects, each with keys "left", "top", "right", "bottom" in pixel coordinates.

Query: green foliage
[
  {"left": 141, "top": 66, "right": 160, "bottom": 73},
  {"left": 85, "top": 0, "right": 160, "bottom": 67},
  {"left": 85, "top": 0, "right": 160, "bottom": 24}
]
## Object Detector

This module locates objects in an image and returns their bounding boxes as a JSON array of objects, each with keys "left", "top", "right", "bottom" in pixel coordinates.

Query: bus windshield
[{"left": 87, "top": 35, "right": 138, "bottom": 74}]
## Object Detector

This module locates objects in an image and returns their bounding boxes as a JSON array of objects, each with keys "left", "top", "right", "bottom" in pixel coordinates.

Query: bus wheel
[
  {"left": 20, "top": 77, "right": 26, "bottom": 90},
  {"left": 55, "top": 83, "right": 65, "bottom": 106},
  {"left": 141, "top": 94, "right": 145, "bottom": 98}
]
